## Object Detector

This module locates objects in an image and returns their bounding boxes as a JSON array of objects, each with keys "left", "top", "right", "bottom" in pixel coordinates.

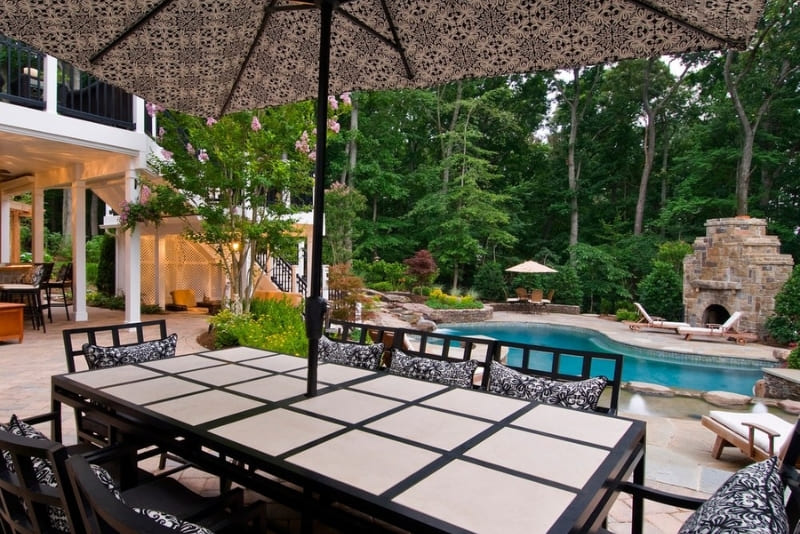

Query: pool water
[{"left": 436, "top": 322, "right": 776, "bottom": 395}]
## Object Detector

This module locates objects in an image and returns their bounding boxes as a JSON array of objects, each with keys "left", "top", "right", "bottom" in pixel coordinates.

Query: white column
[
  {"left": 44, "top": 55, "right": 59, "bottom": 114},
  {"left": 31, "top": 185, "right": 44, "bottom": 263},
  {"left": 124, "top": 168, "right": 142, "bottom": 323},
  {"left": 0, "top": 193, "right": 10, "bottom": 263},
  {"left": 71, "top": 170, "right": 88, "bottom": 321},
  {"left": 134, "top": 96, "right": 145, "bottom": 134}
]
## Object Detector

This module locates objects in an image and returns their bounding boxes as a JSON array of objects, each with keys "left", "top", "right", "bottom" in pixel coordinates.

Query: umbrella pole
[{"left": 306, "top": 0, "right": 334, "bottom": 397}]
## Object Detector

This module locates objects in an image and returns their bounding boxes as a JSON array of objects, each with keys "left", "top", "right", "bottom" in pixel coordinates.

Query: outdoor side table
[{"left": 0, "top": 302, "right": 25, "bottom": 342}]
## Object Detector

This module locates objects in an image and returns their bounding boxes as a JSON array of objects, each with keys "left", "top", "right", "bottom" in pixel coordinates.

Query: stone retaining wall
[
  {"left": 423, "top": 307, "right": 493, "bottom": 324},
  {"left": 763, "top": 373, "right": 800, "bottom": 401},
  {"left": 490, "top": 302, "right": 581, "bottom": 314}
]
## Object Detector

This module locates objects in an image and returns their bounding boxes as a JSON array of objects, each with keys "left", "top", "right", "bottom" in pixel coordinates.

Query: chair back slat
[{"left": 62, "top": 320, "right": 169, "bottom": 373}]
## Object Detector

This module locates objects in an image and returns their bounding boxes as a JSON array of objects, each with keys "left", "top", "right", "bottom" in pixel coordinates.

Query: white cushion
[{"left": 709, "top": 411, "right": 794, "bottom": 454}]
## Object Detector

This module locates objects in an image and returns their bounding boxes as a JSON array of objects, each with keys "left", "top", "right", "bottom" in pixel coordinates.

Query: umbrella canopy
[
  {"left": 0, "top": 0, "right": 764, "bottom": 117},
  {"left": 506, "top": 261, "right": 558, "bottom": 274},
  {"left": 0, "top": 0, "right": 765, "bottom": 396}
]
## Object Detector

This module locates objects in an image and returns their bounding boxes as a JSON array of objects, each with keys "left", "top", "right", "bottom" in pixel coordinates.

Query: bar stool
[{"left": 44, "top": 262, "right": 72, "bottom": 321}]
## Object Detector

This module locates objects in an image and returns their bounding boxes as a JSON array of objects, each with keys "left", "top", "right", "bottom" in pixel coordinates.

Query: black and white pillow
[
  {"left": 318, "top": 336, "right": 383, "bottom": 370},
  {"left": 134, "top": 508, "right": 215, "bottom": 534},
  {"left": 487, "top": 362, "right": 607, "bottom": 411},
  {"left": 82, "top": 333, "right": 178, "bottom": 369},
  {"left": 389, "top": 349, "right": 478, "bottom": 388},
  {"left": 0, "top": 415, "right": 122, "bottom": 532},
  {"left": 678, "top": 456, "right": 788, "bottom": 534}
]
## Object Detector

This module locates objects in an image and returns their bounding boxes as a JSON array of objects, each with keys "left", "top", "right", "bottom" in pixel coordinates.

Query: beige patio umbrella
[
  {"left": 0, "top": 0, "right": 765, "bottom": 395},
  {"left": 506, "top": 261, "right": 558, "bottom": 274}
]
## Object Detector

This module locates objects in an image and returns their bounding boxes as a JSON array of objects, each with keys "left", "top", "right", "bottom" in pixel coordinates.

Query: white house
[{"left": 0, "top": 36, "right": 313, "bottom": 323}]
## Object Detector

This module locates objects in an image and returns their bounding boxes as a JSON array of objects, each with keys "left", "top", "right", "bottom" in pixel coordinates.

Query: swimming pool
[{"left": 436, "top": 322, "right": 777, "bottom": 395}]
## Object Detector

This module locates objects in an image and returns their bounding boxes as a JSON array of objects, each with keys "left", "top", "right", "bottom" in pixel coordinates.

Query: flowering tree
[{"left": 140, "top": 104, "right": 319, "bottom": 313}]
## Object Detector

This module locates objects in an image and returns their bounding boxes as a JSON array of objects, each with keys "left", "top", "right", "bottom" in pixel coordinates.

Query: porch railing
[{"left": 1, "top": 34, "right": 136, "bottom": 130}]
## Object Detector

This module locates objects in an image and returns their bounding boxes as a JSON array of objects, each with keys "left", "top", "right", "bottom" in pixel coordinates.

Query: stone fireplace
[{"left": 683, "top": 217, "right": 794, "bottom": 337}]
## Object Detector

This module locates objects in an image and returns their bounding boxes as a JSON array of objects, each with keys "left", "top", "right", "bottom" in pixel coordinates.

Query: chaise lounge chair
[
  {"left": 626, "top": 302, "right": 690, "bottom": 333},
  {"left": 701, "top": 410, "right": 796, "bottom": 462},
  {"left": 677, "top": 311, "right": 759, "bottom": 344}
]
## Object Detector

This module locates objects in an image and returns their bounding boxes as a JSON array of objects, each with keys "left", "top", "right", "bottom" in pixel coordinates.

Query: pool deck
[{"left": 0, "top": 306, "right": 791, "bottom": 533}]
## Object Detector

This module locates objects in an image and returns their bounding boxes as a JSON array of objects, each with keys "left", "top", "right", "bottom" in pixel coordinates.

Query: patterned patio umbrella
[{"left": 0, "top": 0, "right": 766, "bottom": 395}]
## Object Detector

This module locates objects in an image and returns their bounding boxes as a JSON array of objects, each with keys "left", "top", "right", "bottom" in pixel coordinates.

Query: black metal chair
[
  {"left": 616, "top": 418, "right": 800, "bottom": 534},
  {"left": 44, "top": 262, "right": 72, "bottom": 321},
  {"left": 0, "top": 413, "right": 262, "bottom": 534},
  {"left": 61, "top": 320, "right": 185, "bottom": 471},
  {"left": 0, "top": 262, "right": 53, "bottom": 332}
]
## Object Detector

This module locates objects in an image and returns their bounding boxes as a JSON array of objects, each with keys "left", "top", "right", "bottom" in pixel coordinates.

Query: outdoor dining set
[
  {"left": 2, "top": 316, "right": 799, "bottom": 533},
  {"left": 0, "top": 262, "right": 72, "bottom": 338}
]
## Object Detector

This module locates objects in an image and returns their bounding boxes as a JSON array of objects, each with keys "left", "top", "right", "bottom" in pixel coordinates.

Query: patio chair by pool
[
  {"left": 677, "top": 311, "right": 759, "bottom": 344},
  {"left": 626, "top": 302, "right": 689, "bottom": 333},
  {"left": 505, "top": 287, "right": 530, "bottom": 304},
  {"left": 701, "top": 410, "right": 796, "bottom": 462}
]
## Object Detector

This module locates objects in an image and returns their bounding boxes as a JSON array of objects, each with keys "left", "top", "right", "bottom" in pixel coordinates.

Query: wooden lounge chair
[
  {"left": 626, "top": 302, "right": 689, "bottom": 333},
  {"left": 701, "top": 410, "right": 796, "bottom": 462},
  {"left": 677, "top": 311, "right": 759, "bottom": 344}
]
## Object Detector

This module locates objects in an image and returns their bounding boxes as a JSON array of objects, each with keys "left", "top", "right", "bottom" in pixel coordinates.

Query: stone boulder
[
  {"left": 703, "top": 390, "right": 752, "bottom": 407},
  {"left": 625, "top": 382, "right": 674, "bottom": 397}
]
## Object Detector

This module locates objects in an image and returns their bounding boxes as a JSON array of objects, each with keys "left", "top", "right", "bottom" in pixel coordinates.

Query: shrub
[
  {"left": 368, "top": 281, "right": 394, "bottom": 292},
  {"left": 85, "top": 235, "right": 106, "bottom": 263},
  {"left": 425, "top": 288, "right": 483, "bottom": 309},
  {"left": 95, "top": 233, "right": 116, "bottom": 296},
  {"left": 637, "top": 261, "right": 683, "bottom": 321},
  {"left": 616, "top": 309, "right": 638, "bottom": 322},
  {"left": 86, "top": 263, "right": 98, "bottom": 286},
  {"left": 766, "top": 265, "right": 800, "bottom": 345},
  {"left": 328, "top": 263, "right": 372, "bottom": 321},
  {"left": 209, "top": 300, "right": 307, "bottom": 356},
  {"left": 404, "top": 250, "right": 438, "bottom": 289},
  {"left": 473, "top": 262, "right": 506, "bottom": 301},
  {"left": 548, "top": 266, "right": 582, "bottom": 307},
  {"left": 353, "top": 259, "right": 407, "bottom": 290},
  {"left": 788, "top": 346, "right": 800, "bottom": 370}
]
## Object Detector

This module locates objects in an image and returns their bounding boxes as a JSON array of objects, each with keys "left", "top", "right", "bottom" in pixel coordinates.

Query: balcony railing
[{"left": 0, "top": 34, "right": 139, "bottom": 130}]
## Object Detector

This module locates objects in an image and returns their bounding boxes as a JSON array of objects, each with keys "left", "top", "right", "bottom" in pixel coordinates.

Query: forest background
[{"left": 30, "top": 0, "right": 799, "bottom": 321}]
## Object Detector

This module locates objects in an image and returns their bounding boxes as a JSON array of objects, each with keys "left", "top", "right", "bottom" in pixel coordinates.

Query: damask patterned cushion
[
  {"left": 318, "top": 336, "right": 383, "bottom": 370},
  {"left": 133, "top": 508, "right": 215, "bottom": 534},
  {"left": 82, "top": 333, "right": 178, "bottom": 369},
  {"left": 487, "top": 362, "right": 607, "bottom": 411},
  {"left": 389, "top": 349, "right": 478, "bottom": 388},
  {"left": 678, "top": 456, "right": 788, "bottom": 534},
  {"left": 0, "top": 415, "right": 121, "bottom": 532}
]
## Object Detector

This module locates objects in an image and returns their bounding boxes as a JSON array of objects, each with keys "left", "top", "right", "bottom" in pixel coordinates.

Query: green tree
[
  {"left": 146, "top": 106, "right": 318, "bottom": 312},
  {"left": 324, "top": 182, "right": 367, "bottom": 266},
  {"left": 570, "top": 243, "right": 631, "bottom": 313},
  {"left": 637, "top": 261, "right": 684, "bottom": 321},
  {"left": 766, "top": 265, "right": 800, "bottom": 344}
]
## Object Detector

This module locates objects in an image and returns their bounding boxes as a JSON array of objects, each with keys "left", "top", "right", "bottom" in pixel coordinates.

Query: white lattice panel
[{"left": 140, "top": 235, "right": 224, "bottom": 306}]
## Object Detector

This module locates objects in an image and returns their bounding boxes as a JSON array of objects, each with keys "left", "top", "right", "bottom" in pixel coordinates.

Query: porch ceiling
[{"left": 0, "top": 130, "right": 115, "bottom": 184}]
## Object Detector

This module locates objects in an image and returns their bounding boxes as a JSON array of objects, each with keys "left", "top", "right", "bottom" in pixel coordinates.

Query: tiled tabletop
[{"left": 54, "top": 347, "right": 645, "bottom": 533}]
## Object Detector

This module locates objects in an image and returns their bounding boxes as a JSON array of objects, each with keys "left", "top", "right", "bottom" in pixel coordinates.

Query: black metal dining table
[{"left": 51, "top": 347, "right": 646, "bottom": 533}]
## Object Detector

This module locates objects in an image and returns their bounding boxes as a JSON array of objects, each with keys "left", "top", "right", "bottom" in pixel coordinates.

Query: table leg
[{"left": 631, "top": 444, "right": 646, "bottom": 534}]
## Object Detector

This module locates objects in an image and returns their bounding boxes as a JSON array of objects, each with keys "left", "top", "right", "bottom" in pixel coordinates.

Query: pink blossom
[
  {"left": 186, "top": 142, "right": 194, "bottom": 153},
  {"left": 328, "top": 95, "right": 338, "bottom": 110},
  {"left": 139, "top": 185, "right": 151, "bottom": 204},
  {"left": 308, "top": 150, "right": 316, "bottom": 161},
  {"left": 157, "top": 126, "right": 166, "bottom": 140},
  {"left": 328, "top": 119, "right": 340, "bottom": 134},
  {"left": 340, "top": 92, "right": 351, "bottom": 105},
  {"left": 162, "top": 149, "right": 173, "bottom": 161},
  {"left": 198, "top": 149, "right": 209, "bottom": 162},
  {"left": 251, "top": 116, "right": 262, "bottom": 131},
  {"left": 206, "top": 117, "right": 217, "bottom": 126},
  {"left": 146, "top": 102, "right": 164, "bottom": 117},
  {"left": 295, "top": 131, "right": 311, "bottom": 154}
]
